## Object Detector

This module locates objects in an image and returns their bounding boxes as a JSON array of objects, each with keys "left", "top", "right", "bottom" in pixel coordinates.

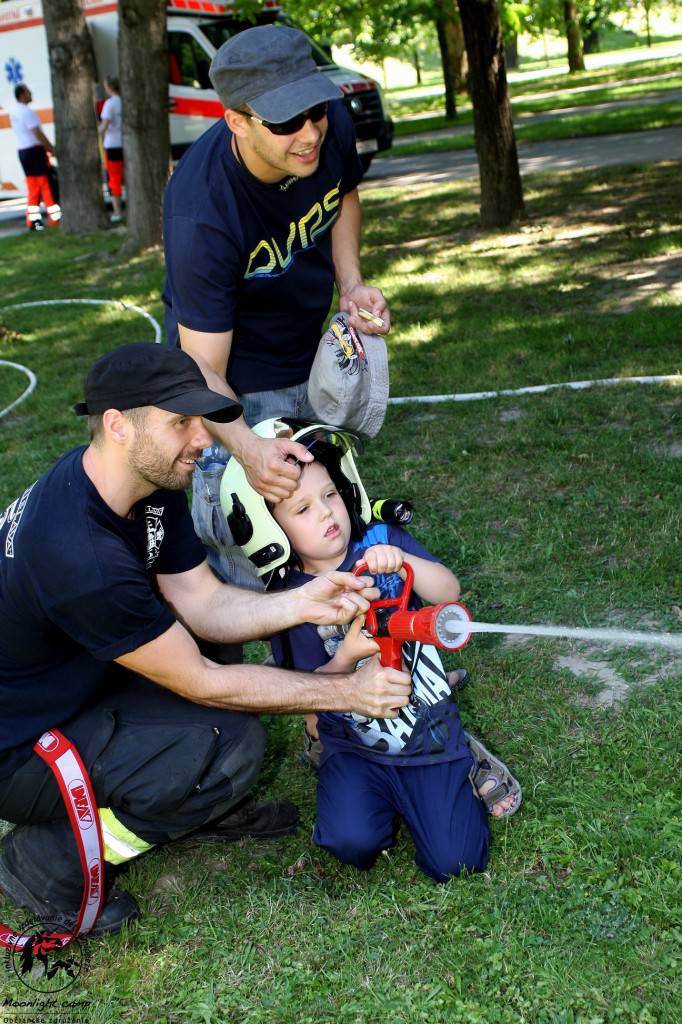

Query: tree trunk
[
  {"left": 452, "top": 10, "right": 469, "bottom": 92},
  {"left": 413, "top": 46, "right": 422, "bottom": 86},
  {"left": 118, "top": 0, "right": 169, "bottom": 254},
  {"left": 564, "top": 1, "right": 586, "bottom": 72},
  {"left": 457, "top": 0, "right": 525, "bottom": 228},
  {"left": 435, "top": 1, "right": 458, "bottom": 120},
  {"left": 42, "top": 0, "right": 108, "bottom": 234},
  {"left": 504, "top": 33, "right": 518, "bottom": 69}
]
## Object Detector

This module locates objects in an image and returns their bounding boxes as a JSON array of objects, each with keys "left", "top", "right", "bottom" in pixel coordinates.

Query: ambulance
[{"left": 0, "top": 0, "right": 393, "bottom": 198}]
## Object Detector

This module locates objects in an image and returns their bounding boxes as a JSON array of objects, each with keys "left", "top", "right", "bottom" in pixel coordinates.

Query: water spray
[{"left": 355, "top": 562, "right": 682, "bottom": 670}]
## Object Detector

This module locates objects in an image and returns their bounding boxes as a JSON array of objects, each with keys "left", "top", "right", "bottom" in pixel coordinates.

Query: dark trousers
[
  {"left": 314, "top": 753, "right": 490, "bottom": 883},
  {"left": 0, "top": 669, "right": 264, "bottom": 905}
]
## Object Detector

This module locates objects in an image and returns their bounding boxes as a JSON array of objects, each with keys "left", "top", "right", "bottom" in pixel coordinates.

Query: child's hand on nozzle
[
  {"left": 356, "top": 544, "right": 404, "bottom": 578},
  {"left": 338, "top": 615, "right": 380, "bottom": 671}
]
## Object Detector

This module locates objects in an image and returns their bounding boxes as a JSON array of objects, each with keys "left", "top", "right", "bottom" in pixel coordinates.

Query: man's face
[
  {"left": 126, "top": 407, "right": 212, "bottom": 491},
  {"left": 233, "top": 111, "right": 328, "bottom": 183},
  {"left": 272, "top": 461, "right": 351, "bottom": 574}
]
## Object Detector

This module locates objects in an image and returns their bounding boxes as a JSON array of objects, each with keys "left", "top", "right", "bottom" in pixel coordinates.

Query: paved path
[
  {"left": 362, "top": 125, "right": 682, "bottom": 189},
  {"left": 395, "top": 86, "right": 682, "bottom": 146}
]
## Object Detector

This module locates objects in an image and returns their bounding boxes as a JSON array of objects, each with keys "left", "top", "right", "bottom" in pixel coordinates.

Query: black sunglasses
[{"left": 240, "top": 102, "right": 328, "bottom": 136}]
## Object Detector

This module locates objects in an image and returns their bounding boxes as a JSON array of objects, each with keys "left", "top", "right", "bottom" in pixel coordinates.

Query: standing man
[
  {"left": 0, "top": 343, "right": 410, "bottom": 936},
  {"left": 10, "top": 84, "right": 61, "bottom": 231},
  {"left": 163, "top": 25, "right": 390, "bottom": 589}
]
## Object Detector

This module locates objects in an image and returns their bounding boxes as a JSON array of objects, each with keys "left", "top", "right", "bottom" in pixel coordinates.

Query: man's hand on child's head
[
  {"left": 239, "top": 435, "right": 313, "bottom": 503},
  {"left": 356, "top": 545, "right": 404, "bottom": 577},
  {"left": 295, "top": 571, "right": 380, "bottom": 626}
]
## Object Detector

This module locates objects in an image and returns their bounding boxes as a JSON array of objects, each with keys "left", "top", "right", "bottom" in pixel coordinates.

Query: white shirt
[
  {"left": 10, "top": 102, "right": 41, "bottom": 150},
  {"left": 101, "top": 95, "right": 122, "bottom": 149}
]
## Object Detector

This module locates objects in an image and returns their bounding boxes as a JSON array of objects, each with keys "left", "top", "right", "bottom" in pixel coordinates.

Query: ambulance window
[{"left": 168, "top": 33, "right": 212, "bottom": 90}]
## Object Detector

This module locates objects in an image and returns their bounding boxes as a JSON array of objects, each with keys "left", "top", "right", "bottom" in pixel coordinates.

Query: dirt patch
[
  {"left": 555, "top": 611, "right": 679, "bottom": 707},
  {"left": 593, "top": 251, "right": 682, "bottom": 313},
  {"left": 498, "top": 407, "right": 523, "bottom": 423}
]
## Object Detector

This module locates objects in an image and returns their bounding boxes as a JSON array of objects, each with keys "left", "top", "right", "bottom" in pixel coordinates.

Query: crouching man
[{"left": 0, "top": 343, "right": 410, "bottom": 936}]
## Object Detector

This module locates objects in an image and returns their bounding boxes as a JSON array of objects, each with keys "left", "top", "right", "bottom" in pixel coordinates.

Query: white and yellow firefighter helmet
[{"left": 219, "top": 418, "right": 372, "bottom": 577}]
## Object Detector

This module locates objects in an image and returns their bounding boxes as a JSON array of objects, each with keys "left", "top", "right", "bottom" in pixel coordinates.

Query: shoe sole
[
  {"left": 187, "top": 821, "right": 299, "bottom": 843},
  {"left": 464, "top": 731, "right": 522, "bottom": 817}
]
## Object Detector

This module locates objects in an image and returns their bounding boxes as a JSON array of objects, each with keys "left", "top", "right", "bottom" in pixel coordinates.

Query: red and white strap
[{"left": 0, "top": 729, "right": 105, "bottom": 949}]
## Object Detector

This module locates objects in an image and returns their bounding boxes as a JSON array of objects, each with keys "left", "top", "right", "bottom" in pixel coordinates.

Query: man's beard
[{"left": 128, "top": 427, "right": 195, "bottom": 491}]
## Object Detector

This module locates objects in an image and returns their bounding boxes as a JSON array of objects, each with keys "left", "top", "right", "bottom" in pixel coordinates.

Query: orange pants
[
  {"left": 104, "top": 154, "right": 124, "bottom": 197},
  {"left": 25, "top": 174, "right": 61, "bottom": 229}
]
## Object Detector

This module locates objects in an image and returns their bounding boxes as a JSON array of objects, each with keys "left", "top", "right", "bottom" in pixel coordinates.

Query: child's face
[{"left": 272, "top": 461, "right": 352, "bottom": 574}]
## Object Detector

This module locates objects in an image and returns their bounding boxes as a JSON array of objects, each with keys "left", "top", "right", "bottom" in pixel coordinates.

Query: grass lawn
[
  {"left": 0, "top": 159, "right": 681, "bottom": 1022},
  {"left": 392, "top": 71, "right": 682, "bottom": 139},
  {"left": 387, "top": 54, "right": 682, "bottom": 123}
]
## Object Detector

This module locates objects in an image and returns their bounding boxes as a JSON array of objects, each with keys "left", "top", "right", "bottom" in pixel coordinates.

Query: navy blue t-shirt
[
  {"left": 271, "top": 524, "right": 470, "bottom": 767},
  {"left": 163, "top": 100, "right": 363, "bottom": 395},
  {"left": 0, "top": 447, "right": 205, "bottom": 778}
]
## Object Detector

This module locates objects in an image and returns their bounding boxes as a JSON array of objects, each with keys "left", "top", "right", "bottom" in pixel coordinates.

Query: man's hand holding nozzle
[{"left": 350, "top": 654, "right": 411, "bottom": 720}]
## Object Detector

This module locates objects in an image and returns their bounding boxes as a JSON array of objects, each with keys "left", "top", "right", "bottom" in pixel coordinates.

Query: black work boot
[
  {"left": 189, "top": 799, "right": 299, "bottom": 843},
  {"left": 0, "top": 836, "right": 138, "bottom": 937}
]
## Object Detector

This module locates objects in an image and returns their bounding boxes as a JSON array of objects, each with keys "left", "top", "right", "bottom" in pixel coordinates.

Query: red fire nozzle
[{"left": 353, "top": 561, "right": 473, "bottom": 670}]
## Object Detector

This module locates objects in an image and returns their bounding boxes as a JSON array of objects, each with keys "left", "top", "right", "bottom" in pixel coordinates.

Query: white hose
[
  {"left": 0, "top": 360, "right": 37, "bottom": 422},
  {"left": 0, "top": 298, "right": 162, "bottom": 421},
  {"left": 388, "top": 374, "right": 682, "bottom": 405}
]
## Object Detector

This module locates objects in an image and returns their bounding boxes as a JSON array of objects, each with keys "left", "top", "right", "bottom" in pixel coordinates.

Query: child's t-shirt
[{"left": 271, "top": 523, "right": 471, "bottom": 767}]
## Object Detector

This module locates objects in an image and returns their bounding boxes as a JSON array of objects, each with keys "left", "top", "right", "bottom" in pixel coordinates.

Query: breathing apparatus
[{"left": 219, "top": 418, "right": 372, "bottom": 578}]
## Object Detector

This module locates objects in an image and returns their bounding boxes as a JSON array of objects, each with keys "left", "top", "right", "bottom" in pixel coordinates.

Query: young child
[{"left": 264, "top": 438, "right": 521, "bottom": 883}]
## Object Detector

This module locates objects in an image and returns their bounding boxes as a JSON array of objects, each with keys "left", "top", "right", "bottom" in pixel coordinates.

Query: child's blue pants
[{"left": 313, "top": 753, "right": 490, "bottom": 883}]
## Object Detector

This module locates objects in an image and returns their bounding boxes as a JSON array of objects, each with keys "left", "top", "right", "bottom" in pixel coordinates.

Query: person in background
[
  {"left": 10, "top": 83, "right": 61, "bottom": 231},
  {"left": 98, "top": 76, "right": 124, "bottom": 224}
]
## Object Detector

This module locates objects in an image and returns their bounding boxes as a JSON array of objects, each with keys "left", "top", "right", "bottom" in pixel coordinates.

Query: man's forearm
[
  {"left": 191, "top": 660, "right": 357, "bottom": 713},
  {"left": 117, "top": 621, "right": 350, "bottom": 711},
  {"left": 116, "top": 621, "right": 411, "bottom": 719},
  {"left": 178, "top": 581, "right": 311, "bottom": 644},
  {"left": 331, "top": 189, "right": 362, "bottom": 294}
]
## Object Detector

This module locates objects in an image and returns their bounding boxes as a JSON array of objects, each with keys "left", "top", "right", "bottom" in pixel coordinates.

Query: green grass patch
[
  {"left": 392, "top": 74, "right": 682, "bottom": 138},
  {"left": 0, "top": 161, "right": 681, "bottom": 1021},
  {"left": 387, "top": 54, "right": 682, "bottom": 120}
]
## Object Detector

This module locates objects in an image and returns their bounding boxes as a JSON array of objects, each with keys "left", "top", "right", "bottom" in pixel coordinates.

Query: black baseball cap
[{"left": 74, "top": 343, "right": 242, "bottom": 423}]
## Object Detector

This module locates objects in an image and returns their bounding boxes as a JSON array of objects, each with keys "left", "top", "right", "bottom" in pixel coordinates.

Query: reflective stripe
[
  {"left": 99, "top": 807, "right": 153, "bottom": 865},
  {"left": 46, "top": 204, "right": 61, "bottom": 216}
]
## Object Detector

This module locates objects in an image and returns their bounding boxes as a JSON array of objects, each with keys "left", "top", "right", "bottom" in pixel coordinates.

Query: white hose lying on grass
[
  {"left": 0, "top": 298, "right": 162, "bottom": 420},
  {"left": 388, "top": 374, "right": 682, "bottom": 405},
  {"left": 0, "top": 298, "right": 680, "bottom": 419}
]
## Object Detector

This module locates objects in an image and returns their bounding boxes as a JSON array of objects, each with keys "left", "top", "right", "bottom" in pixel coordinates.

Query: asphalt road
[{"left": 362, "top": 124, "right": 682, "bottom": 190}]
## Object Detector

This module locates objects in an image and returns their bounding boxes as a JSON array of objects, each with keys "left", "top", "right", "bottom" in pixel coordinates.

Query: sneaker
[
  {"left": 29, "top": 222, "right": 44, "bottom": 232},
  {"left": 0, "top": 849, "right": 138, "bottom": 937},
  {"left": 109, "top": 213, "right": 123, "bottom": 224},
  {"left": 189, "top": 799, "right": 299, "bottom": 843}
]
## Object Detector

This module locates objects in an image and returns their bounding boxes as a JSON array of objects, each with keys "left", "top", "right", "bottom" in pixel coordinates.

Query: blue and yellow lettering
[
  {"left": 298, "top": 203, "right": 323, "bottom": 249},
  {"left": 272, "top": 221, "right": 298, "bottom": 270},
  {"left": 245, "top": 240, "right": 277, "bottom": 278}
]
